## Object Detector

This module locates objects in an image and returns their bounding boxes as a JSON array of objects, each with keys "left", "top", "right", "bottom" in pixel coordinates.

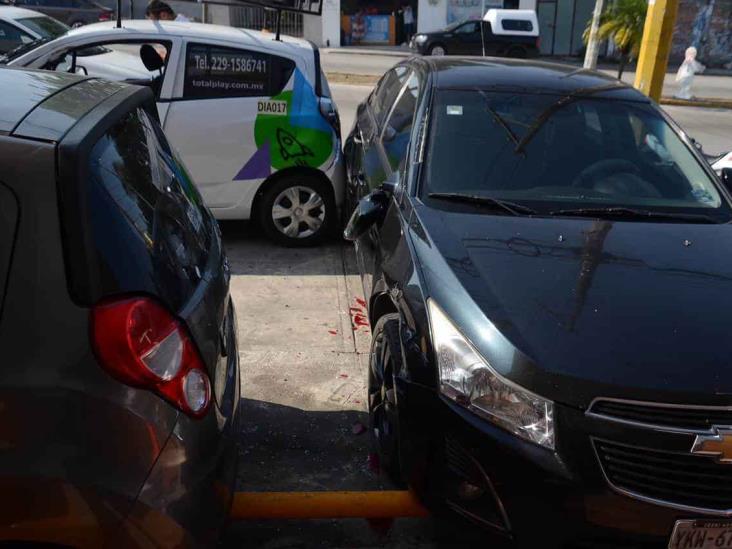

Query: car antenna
[
  {"left": 275, "top": 7, "right": 282, "bottom": 41},
  {"left": 116, "top": 0, "right": 122, "bottom": 27}
]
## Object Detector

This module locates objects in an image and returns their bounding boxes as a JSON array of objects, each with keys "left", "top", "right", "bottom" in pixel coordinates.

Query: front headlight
[
  {"left": 428, "top": 300, "right": 554, "bottom": 450},
  {"left": 414, "top": 34, "right": 428, "bottom": 44}
]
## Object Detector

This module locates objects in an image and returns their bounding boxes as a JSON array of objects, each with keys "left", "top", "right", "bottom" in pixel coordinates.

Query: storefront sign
[{"left": 351, "top": 15, "right": 391, "bottom": 43}]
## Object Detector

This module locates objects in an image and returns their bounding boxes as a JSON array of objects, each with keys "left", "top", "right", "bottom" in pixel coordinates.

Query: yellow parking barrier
[{"left": 230, "top": 491, "right": 430, "bottom": 520}]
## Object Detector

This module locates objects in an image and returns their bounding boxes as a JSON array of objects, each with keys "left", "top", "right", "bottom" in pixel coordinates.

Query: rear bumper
[
  {"left": 399, "top": 380, "right": 720, "bottom": 548},
  {"left": 123, "top": 326, "right": 242, "bottom": 548}
]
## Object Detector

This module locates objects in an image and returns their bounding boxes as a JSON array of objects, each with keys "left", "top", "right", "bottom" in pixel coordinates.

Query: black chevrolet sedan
[{"left": 343, "top": 57, "right": 732, "bottom": 548}]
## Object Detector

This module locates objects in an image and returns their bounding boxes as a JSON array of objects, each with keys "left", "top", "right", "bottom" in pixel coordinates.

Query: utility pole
[
  {"left": 583, "top": 0, "right": 604, "bottom": 69},
  {"left": 634, "top": 0, "right": 679, "bottom": 101}
]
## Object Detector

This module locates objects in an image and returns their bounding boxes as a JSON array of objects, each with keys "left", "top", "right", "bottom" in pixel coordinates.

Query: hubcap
[
  {"left": 431, "top": 46, "right": 445, "bottom": 56},
  {"left": 271, "top": 186, "right": 325, "bottom": 239}
]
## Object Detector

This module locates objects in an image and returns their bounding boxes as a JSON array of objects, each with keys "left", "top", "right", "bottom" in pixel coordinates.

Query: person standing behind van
[
  {"left": 145, "top": 0, "right": 190, "bottom": 22},
  {"left": 403, "top": 4, "right": 414, "bottom": 42}
]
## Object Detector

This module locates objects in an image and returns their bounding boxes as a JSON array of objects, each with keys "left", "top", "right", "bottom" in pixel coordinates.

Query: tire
[
  {"left": 258, "top": 174, "right": 336, "bottom": 247},
  {"left": 70, "top": 20, "right": 84, "bottom": 28},
  {"left": 506, "top": 46, "right": 527, "bottom": 59},
  {"left": 368, "top": 313, "right": 405, "bottom": 485},
  {"left": 428, "top": 43, "right": 447, "bottom": 56}
]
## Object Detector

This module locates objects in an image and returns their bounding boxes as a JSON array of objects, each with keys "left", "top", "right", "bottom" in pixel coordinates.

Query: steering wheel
[
  {"left": 572, "top": 158, "right": 662, "bottom": 198},
  {"left": 572, "top": 159, "right": 640, "bottom": 188}
]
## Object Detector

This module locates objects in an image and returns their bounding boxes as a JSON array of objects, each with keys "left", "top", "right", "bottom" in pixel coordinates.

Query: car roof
[
  {"left": 0, "top": 5, "right": 48, "bottom": 20},
  {"left": 64, "top": 20, "right": 315, "bottom": 54},
  {"left": 0, "top": 67, "right": 128, "bottom": 139},
  {"left": 416, "top": 57, "right": 648, "bottom": 101}
]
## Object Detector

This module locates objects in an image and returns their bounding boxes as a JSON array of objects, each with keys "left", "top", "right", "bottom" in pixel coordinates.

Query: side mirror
[
  {"left": 381, "top": 171, "right": 400, "bottom": 194},
  {"left": 344, "top": 191, "right": 388, "bottom": 241},
  {"left": 721, "top": 168, "right": 732, "bottom": 193},
  {"left": 75, "top": 64, "right": 88, "bottom": 75}
]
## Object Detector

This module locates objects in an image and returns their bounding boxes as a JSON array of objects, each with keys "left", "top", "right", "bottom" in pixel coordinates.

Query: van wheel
[
  {"left": 507, "top": 46, "right": 527, "bottom": 59},
  {"left": 429, "top": 44, "right": 447, "bottom": 56},
  {"left": 258, "top": 175, "right": 335, "bottom": 247},
  {"left": 368, "top": 314, "right": 405, "bottom": 485}
]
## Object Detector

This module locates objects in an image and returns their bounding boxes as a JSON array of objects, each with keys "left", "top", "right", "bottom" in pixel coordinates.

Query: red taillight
[
  {"left": 98, "top": 11, "right": 112, "bottom": 21},
  {"left": 92, "top": 297, "right": 211, "bottom": 418}
]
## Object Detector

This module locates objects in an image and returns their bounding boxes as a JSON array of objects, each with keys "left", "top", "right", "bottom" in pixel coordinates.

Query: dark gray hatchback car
[{"left": 0, "top": 68, "right": 240, "bottom": 546}]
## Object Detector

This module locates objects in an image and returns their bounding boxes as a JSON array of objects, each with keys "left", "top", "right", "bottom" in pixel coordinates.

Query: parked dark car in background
[
  {"left": 410, "top": 8, "right": 539, "bottom": 57},
  {"left": 3, "top": 0, "right": 111, "bottom": 27},
  {"left": 0, "top": 68, "right": 239, "bottom": 546},
  {"left": 344, "top": 56, "right": 732, "bottom": 548}
]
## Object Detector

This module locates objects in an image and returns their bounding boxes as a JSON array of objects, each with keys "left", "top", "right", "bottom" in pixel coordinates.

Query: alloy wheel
[
  {"left": 271, "top": 185, "right": 326, "bottom": 239},
  {"left": 430, "top": 45, "right": 446, "bottom": 56}
]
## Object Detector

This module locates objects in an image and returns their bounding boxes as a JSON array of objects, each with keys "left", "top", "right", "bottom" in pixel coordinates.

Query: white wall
[
  {"left": 518, "top": 0, "right": 536, "bottom": 9},
  {"left": 418, "top": 0, "right": 447, "bottom": 32},
  {"left": 303, "top": 0, "right": 341, "bottom": 46}
]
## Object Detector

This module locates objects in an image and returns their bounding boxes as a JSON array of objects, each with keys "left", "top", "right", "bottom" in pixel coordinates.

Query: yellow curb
[
  {"left": 230, "top": 490, "right": 429, "bottom": 520},
  {"left": 660, "top": 97, "right": 732, "bottom": 109}
]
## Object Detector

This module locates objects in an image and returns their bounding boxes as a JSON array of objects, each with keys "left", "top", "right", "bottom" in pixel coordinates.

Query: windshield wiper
[
  {"left": 514, "top": 82, "right": 627, "bottom": 154},
  {"left": 549, "top": 206, "right": 721, "bottom": 223},
  {"left": 428, "top": 192, "right": 537, "bottom": 216},
  {"left": 4, "top": 37, "right": 49, "bottom": 61}
]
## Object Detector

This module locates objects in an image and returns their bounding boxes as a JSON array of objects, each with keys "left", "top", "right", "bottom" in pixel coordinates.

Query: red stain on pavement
[
  {"left": 328, "top": 330, "right": 338, "bottom": 335},
  {"left": 349, "top": 297, "right": 371, "bottom": 333}
]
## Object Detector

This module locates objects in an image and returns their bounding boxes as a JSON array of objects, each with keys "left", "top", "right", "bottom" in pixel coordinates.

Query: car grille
[
  {"left": 590, "top": 399, "right": 732, "bottom": 432},
  {"left": 595, "top": 439, "right": 732, "bottom": 512}
]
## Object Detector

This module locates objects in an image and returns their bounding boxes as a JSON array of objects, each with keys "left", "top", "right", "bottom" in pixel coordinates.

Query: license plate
[{"left": 670, "top": 520, "right": 732, "bottom": 549}]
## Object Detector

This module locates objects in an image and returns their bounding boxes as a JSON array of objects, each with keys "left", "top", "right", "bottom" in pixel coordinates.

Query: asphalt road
[{"left": 321, "top": 50, "right": 732, "bottom": 101}]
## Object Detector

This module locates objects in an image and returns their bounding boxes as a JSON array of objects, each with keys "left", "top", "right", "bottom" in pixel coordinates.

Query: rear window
[
  {"left": 86, "top": 107, "right": 214, "bottom": 308},
  {"left": 183, "top": 43, "right": 296, "bottom": 99},
  {"left": 0, "top": 182, "right": 18, "bottom": 319},
  {"left": 502, "top": 19, "right": 533, "bottom": 32},
  {"left": 17, "top": 16, "right": 68, "bottom": 39}
]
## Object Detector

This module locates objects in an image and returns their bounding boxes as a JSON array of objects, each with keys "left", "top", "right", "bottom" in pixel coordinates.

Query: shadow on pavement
[
  {"left": 235, "top": 398, "right": 386, "bottom": 493},
  {"left": 219, "top": 220, "right": 359, "bottom": 277}
]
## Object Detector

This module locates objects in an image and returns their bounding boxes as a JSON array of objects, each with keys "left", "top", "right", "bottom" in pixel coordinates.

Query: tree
[{"left": 583, "top": 0, "right": 648, "bottom": 79}]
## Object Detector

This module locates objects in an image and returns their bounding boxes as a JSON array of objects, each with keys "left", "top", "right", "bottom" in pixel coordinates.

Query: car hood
[{"left": 410, "top": 201, "right": 732, "bottom": 409}]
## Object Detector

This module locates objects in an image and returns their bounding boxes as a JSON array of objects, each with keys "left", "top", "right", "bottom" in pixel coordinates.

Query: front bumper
[
  {"left": 400, "top": 380, "right": 721, "bottom": 547},
  {"left": 409, "top": 38, "right": 430, "bottom": 55}
]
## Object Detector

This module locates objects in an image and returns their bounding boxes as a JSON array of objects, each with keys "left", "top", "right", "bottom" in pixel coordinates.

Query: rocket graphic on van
[{"left": 277, "top": 127, "right": 314, "bottom": 164}]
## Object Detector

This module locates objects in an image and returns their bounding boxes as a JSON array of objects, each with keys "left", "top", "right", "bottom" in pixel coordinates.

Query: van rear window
[
  {"left": 86, "top": 107, "right": 214, "bottom": 309},
  {"left": 183, "top": 43, "right": 296, "bottom": 99},
  {"left": 502, "top": 19, "right": 533, "bottom": 32}
]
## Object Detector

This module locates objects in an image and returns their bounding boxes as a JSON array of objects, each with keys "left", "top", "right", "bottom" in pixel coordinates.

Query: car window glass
[
  {"left": 0, "top": 22, "right": 32, "bottom": 53},
  {"left": 0, "top": 182, "right": 18, "bottom": 319},
  {"left": 16, "top": 16, "right": 69, "bottom": 39},
  {"left": 456, "top": 22, "right": 479, "bottom": 34},
  {"left": 370, "top": 66, "right": 409, "bottom": 128},
  {"left": 183, "top": 43, "right": 295, "bottom": 99},
  {"left": 47, "top": 42, "right": 168, "bottom": 86},
  {"left": 87, "top": 107, "right": 213, "bottom": 307},
  {"left": 502, "top": 19, "right": 533, "bottom": 32},
  {"left": 382, "top": 71, "right": 420, "bottom": 172},
  {"left": 424, "top": 90, "right": 729, "bottom": 218}
]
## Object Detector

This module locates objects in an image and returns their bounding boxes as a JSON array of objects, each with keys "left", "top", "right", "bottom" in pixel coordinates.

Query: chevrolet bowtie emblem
[{"left": 691, "top": 427, "right": 732, "bottom": 463}]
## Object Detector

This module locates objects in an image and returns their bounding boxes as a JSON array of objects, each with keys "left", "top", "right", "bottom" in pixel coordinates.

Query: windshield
[
  {"left": 422, "top": 89, "right": 730, "bottom": 221},
  {"left": 443, "top": 20, "right": 468, "bottom": 32},
  {"left": 17, "top": 16, "right": 68, "bottom": 39},
  {"left": 0, "top": 36, "right": 50, "bottom": 63}
]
